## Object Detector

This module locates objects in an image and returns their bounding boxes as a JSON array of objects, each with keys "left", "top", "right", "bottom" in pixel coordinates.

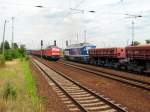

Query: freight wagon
[
  {"left": 126, "top": 45, "right": 150, "bottom": 73},
  {"left": 89, "top": 47, "right": 126, "bottom": 68},
  {"left": 88, "top": 45, "right": 150, "bottom": 73}
]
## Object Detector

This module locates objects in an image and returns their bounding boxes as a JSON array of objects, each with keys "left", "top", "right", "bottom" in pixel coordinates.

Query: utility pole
[
  {"left": 84, "top": 30, "right": 86, "bottom": 43},
  {"left": 11, "top": 17, "right": 14, "bottom": 49},
  {"left": 125, "top": 14, "right": 142, "bottom": 46},
  {"left": 131, "top": 21, "right": 134, "bottom": 45},
  {"left": 2, "top": 20, "right": 7, "bottom": 56}
]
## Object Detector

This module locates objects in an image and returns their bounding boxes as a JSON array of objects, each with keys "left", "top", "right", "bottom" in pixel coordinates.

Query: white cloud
[{"left": 0, "top": 0, "right": 150, "bottom": 49}]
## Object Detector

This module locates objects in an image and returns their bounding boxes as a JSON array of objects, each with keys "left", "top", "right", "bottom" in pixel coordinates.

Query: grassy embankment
[{"left": 0, "top": 59, "right": 44, "bottom": 112}]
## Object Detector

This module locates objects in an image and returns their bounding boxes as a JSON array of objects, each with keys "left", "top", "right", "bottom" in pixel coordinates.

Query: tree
[
  {"left": 0, "top": 41, "right": 10, "bottom": 50},
  {"left": 0, "top": 40, "right": 27, "bottom": 60},
  {"left": 20, "top": 44, "right": 25, "bottom": 50},
  {"left": 145, "top": 39, "right": 150, "bottom": 44},
  {"left": 19, "top": 44, "right": 26, "bottom": 57},
  {"left": 13, "top": 43, "right": 18, "bottom": 49},
  {"left": 4, "top": 41, "right": 10, "bottom": 49},
  {"left": 132, "top": 41, "right": 140, "bottom": 46},
  {"left": 0, "top": 42, "right": 3, "bottom": 50}
]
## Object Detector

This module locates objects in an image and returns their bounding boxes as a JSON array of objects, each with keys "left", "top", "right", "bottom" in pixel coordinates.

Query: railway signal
[
  {"left": 41, "top": 40, "right": 43, "bottom": 58},
  {"left": 66, "top": 40, "right": 69, "bottom": 46},
  {"left": 54, "top": 40, "right": 56, "bottom": 46}
]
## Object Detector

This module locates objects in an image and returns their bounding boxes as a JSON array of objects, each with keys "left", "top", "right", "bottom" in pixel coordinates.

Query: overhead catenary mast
[
  {"left": 125, "top": 14, "right": 142, "bottom": 45},
  {"left": 12, "top": 17, "right": 14, "bottom": 49},
  {"left": 2, "top": 20, "right": 7, "bottom": 56}
]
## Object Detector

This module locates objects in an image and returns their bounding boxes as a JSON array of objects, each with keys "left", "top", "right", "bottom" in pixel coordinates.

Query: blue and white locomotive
[{"left": 64, "top": 43, "right": 96, "bottom": 63}]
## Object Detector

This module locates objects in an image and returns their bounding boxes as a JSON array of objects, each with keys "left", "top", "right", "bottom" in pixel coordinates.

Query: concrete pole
[
  {"left": 2, "top": 20, "right": 7, "bottom": 56},
  {"left": 11, "top": 17, "right": 14, "bottom": 49},
  {"left": 131, "top": 20, "right": 134, "bottom": 45}
]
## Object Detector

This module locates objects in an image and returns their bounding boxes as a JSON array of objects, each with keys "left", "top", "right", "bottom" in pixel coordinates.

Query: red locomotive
[{"left": 31, "top": 45, "right": 61, "bottom": 61}]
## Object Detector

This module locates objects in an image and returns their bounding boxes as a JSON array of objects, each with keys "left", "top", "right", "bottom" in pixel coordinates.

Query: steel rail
[
  {"left": 62, "top": 60, "right": 150, "bottom": 83},
  {"left": 60, "top": 60, "right": 150, "bottom": 85},
  {"left": 33, "top": 57, "right": 127, "bottom": 112},
  {"left": 32, "top": 60, "right": 88, "bottom": 112},
  {"left": 58, "top": 61, "right": 150, "bottom": 91}
]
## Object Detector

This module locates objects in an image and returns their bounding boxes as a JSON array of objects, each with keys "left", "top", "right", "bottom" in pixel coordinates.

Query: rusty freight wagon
[
  {"left": 126, "top": 45, "right": 150, "bottom": 73},
  {"left": 89, "top": 47, "right": 126, "bottom": 68}
]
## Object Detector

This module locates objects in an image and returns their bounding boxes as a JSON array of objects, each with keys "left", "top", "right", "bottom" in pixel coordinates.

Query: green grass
[
  {"left": 23, "top": 60, "right": 44, "bottom": 112},
  {"left": 0, "top": 59, "right": 44, "bottom": 112},
  {"left": 0, "top": 55, "right": 5, "bottom": 67}
]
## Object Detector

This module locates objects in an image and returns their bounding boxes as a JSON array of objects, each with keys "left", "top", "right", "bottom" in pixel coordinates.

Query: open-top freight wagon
[
  {"left": 126, "top": 45, "right": 150, "bottom": 73},
  {"left": 88, "top": 45, "right": 150, "bottom": 73},
  {"left": 89, "top": 47, "right": 126, "bottom": 68}
]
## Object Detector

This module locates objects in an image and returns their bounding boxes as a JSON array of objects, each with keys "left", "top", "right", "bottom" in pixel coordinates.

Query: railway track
[
  {"left": 58, "top": 60, "right": 150, "bottom": 91},
  {"left": 32, "top": 58, "right": 127, "bottom": 112}
]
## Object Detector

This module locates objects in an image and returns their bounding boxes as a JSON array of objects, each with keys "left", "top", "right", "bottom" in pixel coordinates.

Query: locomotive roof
[
  {"left": 65, "top": 43, "right": 95, "bottom": 49},
  {"left": 46, "top": 45, "right": 59, "bottom": 49}
]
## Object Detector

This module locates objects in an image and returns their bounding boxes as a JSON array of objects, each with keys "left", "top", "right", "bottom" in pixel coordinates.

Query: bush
[
  {"left": 0, "top": 41, "right": 26, "bottom": 60},
  {"left": 25, "top": 55, "right": 29, "bottom": 61},
  {"left": 0, "top": 55, "right": 5, "bottom": 66},
  {"left": 11, "top": 49, "right": 20, "bottom": 59},
  {"left": 4, "top": 48, "right": 26, "bottom": 60},
  {"left": 4, "top": 50, "right": 13, "bottom": 60},
  {"left": 2, "top": 82, "right": 17, "bottom": 101},
  {"left": 18, "top": 48, "right": 26, "bottom": 57}
]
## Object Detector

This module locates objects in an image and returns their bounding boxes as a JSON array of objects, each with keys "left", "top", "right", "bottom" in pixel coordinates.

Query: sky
[{"left": 0, "top": 0, "right": 150, "bottom": 49}]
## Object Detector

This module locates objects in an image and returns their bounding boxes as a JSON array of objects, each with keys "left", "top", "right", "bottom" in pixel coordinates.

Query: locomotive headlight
[{"left": 52, "top": 48, "right": 60, "bottom": 51}]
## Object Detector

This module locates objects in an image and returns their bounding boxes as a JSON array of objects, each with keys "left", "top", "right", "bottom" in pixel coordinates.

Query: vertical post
[
  {"left": 41, "top": 40, "right": 43, "bottom": 58},
  {"left": 62, "top": 40, "right": 63, "bottom": 48},
  {"left": 12, "top": 17, "right": 14, "bottom": 49},
  {"left": 84, "top": 30, "right": 86, "bottom": 43},
  {"left": 131, "top": 21, "right": 134, "bottom": 45},
  {"left": 54, "top": 40, "right": 56, "bottom": 46},
  {"left": 66, "top": 40, "right": 68, "bottom": 46},
  {"left": 77, "top": 33, "right": 79, "bottom": 44},
  {"left": 2, "top": 20, "right": 7, "bottom": 56}
]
